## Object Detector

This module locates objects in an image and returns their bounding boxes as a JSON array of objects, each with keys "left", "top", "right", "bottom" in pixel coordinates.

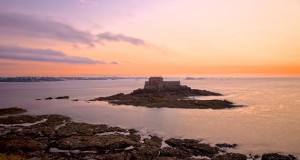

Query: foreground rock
[
  {"left": 212, "top": 153, "right": 247, "bottom": 160},
  {"left": 261, "top": 153, "right": 297, "bottom": 160},
  {"left": 164, "top": 138, "right": 219, "bottom": 158},
  {"left": 216, "top": 143, "right": 238, "bottom": 148},
  {"left": 91, "top": 77, "right": 242, "bottom": 109},
  {"left": 0, "top": 107, "right": 297, "bottom": 160}
]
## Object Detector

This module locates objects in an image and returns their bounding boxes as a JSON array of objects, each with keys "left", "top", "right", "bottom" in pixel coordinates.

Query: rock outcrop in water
[
  {"left": 261, "top": 153, "right": 297, "bottom": 160},
  {"left": 0, "top": 107, "right": 297, "bottom": 160},
  {"left": 91, "top": 77, "right": 242, "bottom": 109},
  {"left": 0, "top": 107, "right": 27, "bottom": 116}
]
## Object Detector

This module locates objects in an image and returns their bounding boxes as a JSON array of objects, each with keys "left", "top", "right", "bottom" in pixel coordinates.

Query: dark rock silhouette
[
  {"left": 0, "top": 107, "right": 26, "bottom": 116},
  {"left": 44, "top": 97, "right": 53, "bottom": 100},
  {"left": 216, "top": 143, "right": 238, "bottom": 148},
  {"left": 212, "top": 153, "right": 247, "bottom": 160},
  {"left": 262, "top": 153, "right": 296, "bottom": 160},
  {"left": 55, "top": 96, "right": 70, "bottom": 99},
  {"left": 91, "top": 77, "right": 242, "bottom": 109}
]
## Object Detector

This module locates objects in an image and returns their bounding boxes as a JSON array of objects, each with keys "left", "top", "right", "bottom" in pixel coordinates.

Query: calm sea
[{"left": 0, "top": 78, "right": 299, "bottom": 156}]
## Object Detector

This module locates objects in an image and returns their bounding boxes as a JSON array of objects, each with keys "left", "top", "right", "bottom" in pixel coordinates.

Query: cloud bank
[
  {"left": 97, "top": 32, "right": 146, "bottom": 46},
  {"left": 0, "top": 12, "right": 95, "bottom": 46},
  {"left": 0, "top": 11, "right": 147, "bottom": 46},
  {"left": 0, "top": 45, "right": 104, "bottom": 64}
]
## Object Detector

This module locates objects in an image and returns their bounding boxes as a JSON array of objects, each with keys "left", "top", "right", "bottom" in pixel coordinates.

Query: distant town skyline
[{"left": 0, "top": 0, "right": 300, "bottom": 76}]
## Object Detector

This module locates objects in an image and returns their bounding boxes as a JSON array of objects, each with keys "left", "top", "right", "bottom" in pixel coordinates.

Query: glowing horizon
[{"left": 0, "top": 0, "right": 299, "bottom": 77}]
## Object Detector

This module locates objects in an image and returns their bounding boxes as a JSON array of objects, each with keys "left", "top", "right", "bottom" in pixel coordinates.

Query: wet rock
[
  {"left": 56, "top": 122, "right": 107, "bottom": 137},
  {"left": 261, "top": 153, "right": 297, "bottom": 160},
  {"left": 0, "top": 154, "right": 24, "bottom": 160},
  {"left": 0, "top": 138, "right": 46, "bottom": 153},
  {"left": 54, "top": 135, "right": 139, "bottom": 151},
  {"left": 92, "top": 152, "right": 132, "bottom": 160},
  {"left": 128, "top": 129, "right": 139, "bottom": 134},
  {"left": 56, "top": 122, "right": 125, "bottom": 137},
  {"left": 144, "top": 136, "right": 162, "bottom": 147},
  {"left": 22, "top": 115, "right": 71, "bottom": 138},
  {"left": 216, "top": 143, "right": 238, "bottom": 148},
  {"left": 55, "top": 96, "right": 70, "bottom": 99},
  {"left": 131, "top": 136, "right": 162, "bottom": 160},
  {"left": 165, "top": 138, "right": 219, "bottom": 158},
  {"left": 109, "top": 126, "right": 128, "bottom": 133},
  {"left": 155, "top": 157, "right": 183, "bottom": 160},
  {"left": 98, "top": 93, "right": 126, "bottom": 100},
  {"left": 44, "top": 97, "right": 53, "bottom": 100},
  {"left": 127, "top": 133, "right": 141, "bottom": 142},
  {"left": 159, "top": 147, "right": 192, "bottom": 159},
  {"left": 46, "top": 152, "right": 78, "bottom": 160},
  {"left": 248, "top": 154, "right": 260, "bottom": 159},
  {"left": 212, "top": 153, "right": 247, "bottom": 160},
  {"left": 0, "top": 115, "right": 45, "bottom": 124},
  {"left": 0, "top": 107, "right": 27, "bottom": 116},
  {"left": 131, "top": 144, "right": 160, "bottom": 159},
  {"left": 254, "top": 154, "right": 260, "bottom": 159},
  {"left": 40, "top": 114, "right": 71, "bottom": 124}
]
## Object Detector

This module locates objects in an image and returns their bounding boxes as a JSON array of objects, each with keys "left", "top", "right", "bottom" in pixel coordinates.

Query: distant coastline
[
  {"left": 185, "top": 77, "right": 205, "bottom": 80},
  {"left": 1, "top": 76, "right": 299, "bottom": 82},
  {"left": 0, "top": 76, "right": 147, "bottom": 82}
]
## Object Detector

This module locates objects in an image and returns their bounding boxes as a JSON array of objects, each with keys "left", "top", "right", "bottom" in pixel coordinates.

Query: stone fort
[{"left": 144, "top": 77, "right": 181, "bottom": 91}]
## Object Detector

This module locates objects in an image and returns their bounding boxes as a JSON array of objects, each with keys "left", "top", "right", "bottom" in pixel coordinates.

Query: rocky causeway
[
  {"left": 91, "top": 77, "right": 242, "bottom": 109},
  {"left": 0, "top": 107, "right": 297, "bottom": 160}
]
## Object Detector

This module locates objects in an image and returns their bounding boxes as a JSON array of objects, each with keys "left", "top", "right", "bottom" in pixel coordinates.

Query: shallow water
[{"left": 0, "top": 78, "right": 299, "bottom": 156}]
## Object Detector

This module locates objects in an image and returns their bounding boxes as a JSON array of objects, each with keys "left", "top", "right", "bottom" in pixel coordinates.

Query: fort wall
[
  {"left": 162, "top": 81, "right": 180, "bottom": 88},
  {"left": 144, "top": 77, "right": 181, "bottom": 90}
]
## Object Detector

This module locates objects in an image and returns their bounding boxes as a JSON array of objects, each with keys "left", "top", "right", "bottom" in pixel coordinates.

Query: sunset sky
[{"left": 0, "top": 0, "right": 299, "bottom": 76}]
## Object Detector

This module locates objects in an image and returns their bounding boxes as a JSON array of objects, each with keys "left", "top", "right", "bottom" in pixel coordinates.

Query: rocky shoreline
[{"left": 0, "top": 107, "right": 297, "bottom": 160}]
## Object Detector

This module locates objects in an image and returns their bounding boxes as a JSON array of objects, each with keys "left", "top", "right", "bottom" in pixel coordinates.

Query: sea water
[{"left": 0, "top": 78, "right": 299, "bottom": 156}]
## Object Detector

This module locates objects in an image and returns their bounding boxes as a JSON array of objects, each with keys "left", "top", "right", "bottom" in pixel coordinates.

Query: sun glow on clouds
[
  {"left": 0, "top": 0, "right": 299, "bottom": 76},
  {"left": 0, "top": 45, "right": 104, "bottom": 64}
]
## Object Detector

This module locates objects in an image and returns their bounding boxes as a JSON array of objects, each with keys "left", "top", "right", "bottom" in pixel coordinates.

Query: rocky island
[
  {"left": 91, "top": 77, "right": 241, "bottom": 109},
  {"left": 0, "top": 107, "right": 297, "bottom": 160}
]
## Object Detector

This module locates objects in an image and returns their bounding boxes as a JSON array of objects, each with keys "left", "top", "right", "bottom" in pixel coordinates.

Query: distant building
[{"left": 144, "top": 77, "right": 181, "bottom": 91}]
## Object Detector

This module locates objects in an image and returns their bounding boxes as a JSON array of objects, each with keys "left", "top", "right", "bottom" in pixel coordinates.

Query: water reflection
[{"left": 0, "top": 78, "right": 299, "bottom": 156}]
